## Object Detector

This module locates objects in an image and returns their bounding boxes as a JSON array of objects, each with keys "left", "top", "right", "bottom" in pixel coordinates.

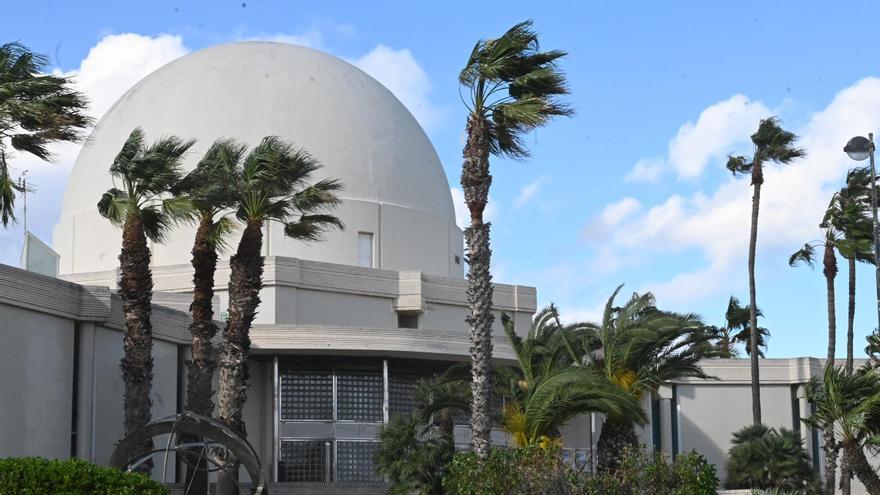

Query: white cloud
[
  {"left": 514, "top": 176, "right": 549, "bottom": 208},
  {"left": 625, "top": 157, "right": 665, "bottom": 183},
  {"left": 451, "top": 187, "right": 497, "bottom": 229},
  {"left": 353, "top": 45, "right": 444, "bottom": 130},
  {"left": 591, "top": 77, "right": 880, "bottom": 305},
  {"left": 240, "top": 30, "right": 323, "bottom": 49},
  {"left": 580, "top": 197, "right": 641, "bottom": 242},
  {"left": 668, "top": 94, "right": 772, "bottom": 179}
]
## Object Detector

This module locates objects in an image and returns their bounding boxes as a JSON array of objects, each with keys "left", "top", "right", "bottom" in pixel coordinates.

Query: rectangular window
[
  {"left": 358, "top": 232, "right": 374, "bottom": 268},
  {"left": 336, "top": 441, "right": 382, "bottom": 483},
  {"left": 397, "top": 313, "right": 419, "bottom": 329},
  {"left": 336, "top": 370, "right": 383, "bottom": 422},
  {"left": 280, "top": 369, "right": 333, "bottom": 421},
  {"left": 279, "top": 440, "right": 332, "bottom": 482}
]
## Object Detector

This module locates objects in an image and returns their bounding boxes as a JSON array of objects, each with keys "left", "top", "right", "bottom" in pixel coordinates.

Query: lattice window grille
[
  {"left": 278, "top": 440, "right": 332, "bottom": 483},
  {"left": 336, "top": 441, "right": 382, "bottom": 483},
  {"left": 280, "top": 370, "right": 333, "bottom": 421},
  {"left": 336, "top": 370, "right": 383, "bottom": 422}
]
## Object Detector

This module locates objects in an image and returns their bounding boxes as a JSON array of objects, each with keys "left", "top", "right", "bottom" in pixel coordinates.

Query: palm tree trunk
[
  {"left": 748, "top": 162, "right": 763, "bottom": 425},
  {"left": 823, "top": 428, "right": 839, "bottom": 495},
  {"left": 461, "top": 113, "right": 495, "bottom": 458},
  {"left": 118, "top": 216, "right": 155, "bottom": 473},
  {"left": 217, "top": 219, "right": 264, "bottom": 494},
  {"left": 824, "top": 241, "right": 838, "bottom": 365},
  {"left": 847, "top": 256, "right": 856, "bottom": 374},
  {"left": 596, "top": 417, "right": 637, "bottom": 472},
  {"left": 846, "top": 442, "right": 880, "bottom": 495},
  {"left": 184, "top": 215, "right": 219, "bottom": 493}
]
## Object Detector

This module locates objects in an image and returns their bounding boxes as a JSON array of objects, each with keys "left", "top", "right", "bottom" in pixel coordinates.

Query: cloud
[
  {"left": 514, "top": 176, "right": 549, "bottom": 208},
  {"left": 668, "top": 94, "right": 772, "bottom": 179},
  {"left": 580, "top": 197, "right": 641, "bottom": 243},
  {"left": 591, "top": 77, "right": 880, "bottom": 305},
  {"left": 451, "top": 187, "right": 497, "bottom": 229},
  {"left": 625, "top": 157, "right": 665, "bottom": 183},
  {"left": 353, "top": 45, "right": 445, "bottom": 130},
  {"left": 0, "top": 33, "right": 190, "bottom": 265},
  {"left": 240, "top": 30, "right": 323, "bottom": 49}
]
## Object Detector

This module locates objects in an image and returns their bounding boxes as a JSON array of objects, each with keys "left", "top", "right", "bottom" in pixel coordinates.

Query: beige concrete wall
[{"left": 0, "top": 305, "right": 74, "bottom": 459}]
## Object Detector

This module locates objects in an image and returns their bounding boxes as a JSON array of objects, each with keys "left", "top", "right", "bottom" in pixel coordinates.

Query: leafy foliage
[
  {"left": 704, "top": 296, "right": 769, "bottom": 358},
  {"left": 725, "top": 117, "right": 805, "bottom": 179},
  {"left": 580, "top": 449, "right": 718, "bottom": 495},
  {"left": 0, "top": 457, "right": 168, "bottom": 495},
  {"left": 498, "top": 306, "right": 646, "bottom": 447},
  {"left": 724, "top": 424, "right": 819, "bottom": 493},
  {"left": 0, "top": 42, "right": 91, "bottom": 226},
  {"left": 97, "top": 127, "right": 195, "bottom": 242},
  {"left": 459, "top": 20, "right": 572, "bottom": 159},
  {"left": 803, "top": 365, "right": 880, "bottom": 448}
]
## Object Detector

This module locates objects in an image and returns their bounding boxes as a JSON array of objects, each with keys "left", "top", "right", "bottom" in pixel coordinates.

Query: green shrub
[
  {"left": 444, "top": 446, "right": 574, "bottom": 495},
  {"left": 724, "top": 424, "right": 819, "bottom": 494},
  {"left": 579, "top": 448, "right": 717, "bottom": 495},
  {"left": 443, "top": 446, "right": 717, "bottom": 495},
  {"left": 0, "top": 457, "right": 168, "bottom": 495}
]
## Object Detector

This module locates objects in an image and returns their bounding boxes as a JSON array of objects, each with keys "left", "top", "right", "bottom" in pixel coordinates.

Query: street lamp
[{"left": 844, "top": 133, "right": 880, "bottom": 331}]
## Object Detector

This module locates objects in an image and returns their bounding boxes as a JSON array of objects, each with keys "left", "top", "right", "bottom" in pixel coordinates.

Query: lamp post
[{"left": 844, "top": 134, "right": 880, "bottom": 331}]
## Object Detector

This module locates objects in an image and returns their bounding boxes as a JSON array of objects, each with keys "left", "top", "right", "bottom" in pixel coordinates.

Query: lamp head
[{"left": 844, "top": 135, "right": 873, "bottom": 161}]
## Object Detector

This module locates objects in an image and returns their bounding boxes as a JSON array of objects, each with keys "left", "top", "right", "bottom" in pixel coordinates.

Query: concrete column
[
  {"left": 657, "top": 384, "right": 674, "bottom": 457},
  {"left": 75, "top": 322, "right": 96, "bottom": 461}
]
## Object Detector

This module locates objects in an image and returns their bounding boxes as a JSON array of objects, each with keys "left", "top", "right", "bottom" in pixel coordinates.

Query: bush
[
  {"left": 443, "top": 446, "right": 717, "bottom": 495},
  {"left": 444, "top": 446, "right": 574, "bottom": 495},
  {"left": 579, "top": 448, "right": 718, "bottom": 495},
  {"left": 724, "top": 424, "right": 819, "bottom": 494},
  {"left": 0, "top": 457, "right": 168, "bottom": 495}
]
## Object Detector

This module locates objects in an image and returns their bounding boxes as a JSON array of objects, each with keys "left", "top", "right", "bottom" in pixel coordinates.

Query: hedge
[{"left": 0, "top": 457, "right": 168, "bottom": 495}]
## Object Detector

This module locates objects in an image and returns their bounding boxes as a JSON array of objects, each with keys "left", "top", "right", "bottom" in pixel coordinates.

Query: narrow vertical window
[{"left": 358, "top": 232, "right": 373, "bottom": 268}]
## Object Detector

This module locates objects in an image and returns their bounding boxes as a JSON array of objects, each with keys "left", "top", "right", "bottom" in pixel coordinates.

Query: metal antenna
[{"left": 20, "top": 170, "right": 28, "bottom": 235}]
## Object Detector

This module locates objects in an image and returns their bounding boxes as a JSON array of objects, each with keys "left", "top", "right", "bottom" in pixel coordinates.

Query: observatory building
[{"left": 0, "top": 42, "right": 858, "bottom": 492}]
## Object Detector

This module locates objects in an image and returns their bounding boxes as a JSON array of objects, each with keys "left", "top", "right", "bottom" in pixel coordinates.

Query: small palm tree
[
  {"left": 580, "top": 286, "right": 713, "bottom": 471},
  {"left": 727, "top": 117, "right": 805, "bottom": 425},
  {"left": 0, "top": 42, "right": 91, "bottom": 225},
  {"left": 216, "top": 137, "right": 342, "bottom": 491},
  {"left": 458, "top": 20, "right": 572, "bottom": 457},
  {"left": 804, "top": 366, "right": 880, "bottom": 495},
  {"left": 97, "top": 128, "right": 194, "bottom": 471},
  {"left": 723, "top": 424, "right": 818, "bottom": 493},
  {"left": 706, "top": 296, "right": 769, "bottom": 358},
  {"left": 498, "top": 308, "right": 645, "bottom": 449},
  {"left": 172, "top": 139, "right": 244, "bottom": 491}
]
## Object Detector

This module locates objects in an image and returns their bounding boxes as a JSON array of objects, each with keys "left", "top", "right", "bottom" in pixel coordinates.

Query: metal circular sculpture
[{"left": 109, "top": 412, "right": 267, "bottom": 495}]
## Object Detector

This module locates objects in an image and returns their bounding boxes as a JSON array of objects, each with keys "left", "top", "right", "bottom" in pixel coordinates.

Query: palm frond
[{"left": 789, "top": 243, "right": 816, "bottom": 268}]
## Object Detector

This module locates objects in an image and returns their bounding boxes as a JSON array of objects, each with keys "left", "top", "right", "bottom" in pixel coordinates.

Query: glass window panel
[
  {"left": 280, "top": 369, "right": 333, "bottom": 420},
  {"left": 358, "top": 232, "right": 373, "bottom": 268},
  {"left": 278, "top": 440, "right": 332, "bottom": 482},
  {"left": 389, "top": 372, "right": 421, "bottom": 419},
  {"left": 337, "top": 370, "right": 383, "bottom": 422},
  {"left": 336, "top": 441, "right": 382, "bottom": 483}
]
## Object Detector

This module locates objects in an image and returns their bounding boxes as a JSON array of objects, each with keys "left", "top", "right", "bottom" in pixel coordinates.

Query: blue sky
[{"left": 5, "top": 0, "right": 880, "bottom": 358}]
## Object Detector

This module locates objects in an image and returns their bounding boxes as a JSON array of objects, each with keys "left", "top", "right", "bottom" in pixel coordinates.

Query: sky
[{"left": 5, "top": 0, "right": 880, "bottom": 358}]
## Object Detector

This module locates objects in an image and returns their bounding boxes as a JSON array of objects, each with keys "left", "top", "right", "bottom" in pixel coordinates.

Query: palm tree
[
  {"left": 498, "top": 308, "right": 645, "bottom": 448},
  {"left": 826, "top": 167, "right": 874, "bottom": 374},
  {"left": 804, "top": 365, "right": 880, "bottom": 495},
  {"left": 723, "top": 424, "right": 818, "bottom": 492},
  {"left": 577, "top": 286, "right": 713, "bottom": 471},
  {"left": 0, "top": 42, "right": 91, "bottom": 225},
  {"left": 172, "top": 139, "right": 243, "bottom": 491},
  {"left": 706, "top": 296, "right": 769, "bottom": 358},
  {"left": 216, "top": 136, "right": 342, "bottom": 492},
  {"left": 727, "top": 117, "right": 805, "bottom": 425},
  {"left": 458, "top": 20, "right": 571, "bottom": 457},
  {"left": 97, "top": 128, "right": 194, "bottom": 472}
]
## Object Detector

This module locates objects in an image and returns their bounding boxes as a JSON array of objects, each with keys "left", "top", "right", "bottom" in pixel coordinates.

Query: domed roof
[
  {"left": 61, "top": 41, "right": 455, "bottom": 219},
  {"left": 55, "top": 42, "right": 463, "bottom": 278}
]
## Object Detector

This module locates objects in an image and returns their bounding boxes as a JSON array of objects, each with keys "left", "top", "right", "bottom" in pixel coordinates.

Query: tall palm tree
[
  {"left": 458, "top": 20, "right": 571, "bottom": 457},
  {"left": 804, "top": 365, "right": 880, "bottom": 495},
  {"left": 0, "top": 42, "right": 90, "bottom": 225},
  {"left": 498, "top": 308, "right": 645, "bottom": 448},
  {"left": 826, "top": 167, "right": 874, "bottom": 374},
  {"left": 216, "top": 137, "right": 342, "bottom": 492},
  {"left": 706, "top": 296, "right": 769, "bottom": 358},
  {"left": 97, "top": 128, "right": 194, "bottom": 471},
  {"left": 727, "top": 117, "right": 805, "bottom": 425},
  {"left": 578, "top": 286, "right": 713, "bottom": 471},
  {"left": 172, "top": 139, "right": 243, "bottom": 491}
]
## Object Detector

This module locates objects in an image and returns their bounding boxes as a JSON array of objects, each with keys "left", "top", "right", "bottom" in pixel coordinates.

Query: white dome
[{"left": 55, "top": 42, "right": 463, "bottom": 278}]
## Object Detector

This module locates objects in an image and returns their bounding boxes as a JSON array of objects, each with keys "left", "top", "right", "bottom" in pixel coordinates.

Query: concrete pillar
[
  {"left": 74, "top": 322, "right": 96, "bottom": 461},
  {"left": 657, "top": 384, "right": 674, "bottom": 457}
]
